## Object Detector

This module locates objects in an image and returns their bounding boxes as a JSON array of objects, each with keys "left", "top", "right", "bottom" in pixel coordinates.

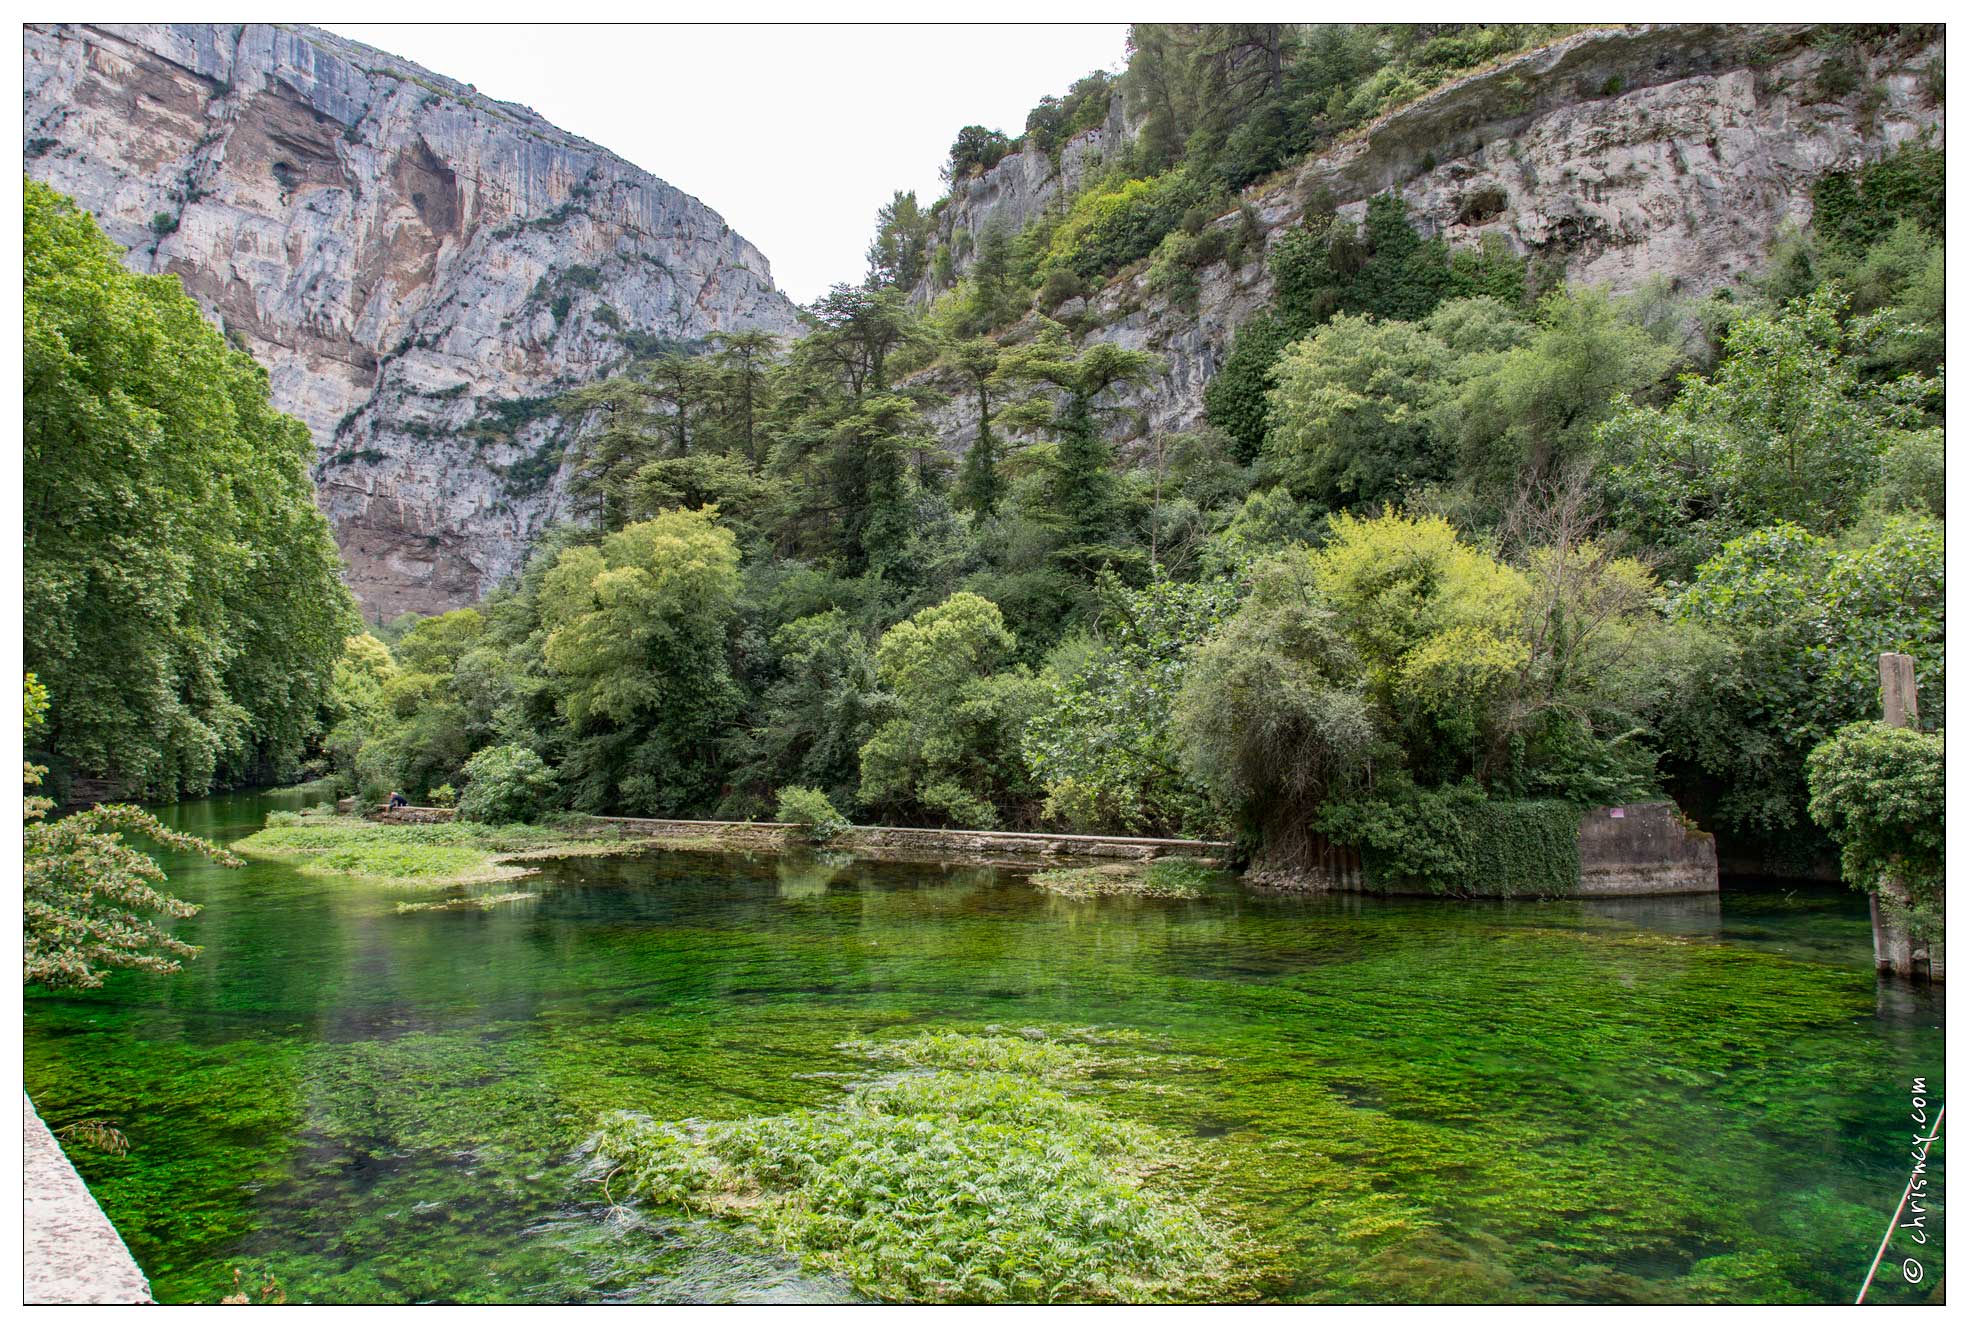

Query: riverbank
[
  {"left": 232, "top": 814, "right": 680, "bottom": 890},
  {"left": 239, "top": 801, "right": 1724, "bottom": 901},
  {"left": 257, "top": 807, "right": 1233, "bottom": 884}
]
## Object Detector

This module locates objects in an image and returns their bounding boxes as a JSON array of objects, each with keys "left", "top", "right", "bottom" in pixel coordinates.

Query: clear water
[{"left": 23, "top": 789, "right": 1945, "bottom": 1304}]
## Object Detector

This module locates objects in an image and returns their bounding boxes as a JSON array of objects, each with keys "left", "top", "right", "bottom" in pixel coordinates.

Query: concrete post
[
  {"left": 1870, "top": 653, "right": 1933, "bottom": 980},
  {"left": 1880, "top": 651, "right": 1919, "bottom": 730}
]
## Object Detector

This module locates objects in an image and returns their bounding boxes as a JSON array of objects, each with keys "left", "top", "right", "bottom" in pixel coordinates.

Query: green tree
[
  {"left": 24, "top": 181, "right": 355, "bottom": 799},
  {"left": 320, "top": 633, "right": 398, "bottom": 790},
  {"left": 998, "top": 324, "right": 1161, "bottom": 577},
  {"left": 867, "top": 190, "right": 931, "bottom": 290},
  {"left": 1024, "top": 573, "right": 1240, "bottom": 835},
  {"left": 1445, "top": 285, "right": 1676, "bottom": 494},
  {"left": 805, "top": 284, "right": 916, "bottom": 400},
  {"left": 1495, "top": 517, "right": 1683, "bottom": 805},
  {"left": 540, "top": 508, "right": 743, "bottom": 813},
  {"left": 1172, "top": 553, "right": 1375, "bottom": 848},
  {"left": 1666, "top": 515, "right": 1944, "bottom": 841},
  {"left": 965, "top": 224, "right": 1027, "bottom": 334},
  {"left": 859, "top": 592, "right": 1043, "bottom": 828},
  {"left": 735, "top": 609, "right": 883, "bottom": 815},
  {"left": 559, "top": 372, "right": 669, "bottom": 530},
  {"left": 709, "top": 330, "right": 780, "bottom": 462},
  {"left": 1306, "top": 509, "right": 1530, "bottom": 783},
  {"left": 356, "top": 609, "right": 492, "bottom": 801},
  {"left": 1806, "top": 721, "right": 1945, "bottom": 937},
  {"left": 457, "top": 744, "right": 560, "bottom": 824},
  {"left": 945, "top": 125, "right": 1015, "bottom": 182},
  {"left": 829, "top": 393, "right": 923, "bottom": 577},
  {"left": 1264, "top": 312, "right": 1453, "bottom": 509},
  {"left": 1601, "top": 286, "right": 1932, "bottom": 576},
  {"left": 947, "top": 338, "right": 1006, "bottom": 516}
]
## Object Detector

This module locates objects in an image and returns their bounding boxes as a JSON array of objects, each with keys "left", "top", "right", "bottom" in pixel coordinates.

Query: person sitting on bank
[{"left": 388, "top": 790, "right": 408, "bottom": 809}]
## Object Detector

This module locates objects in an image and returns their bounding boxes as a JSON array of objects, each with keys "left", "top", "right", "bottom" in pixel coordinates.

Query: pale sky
[{"left": 326, "top": 24, "right": 1130, "bottom": 305}]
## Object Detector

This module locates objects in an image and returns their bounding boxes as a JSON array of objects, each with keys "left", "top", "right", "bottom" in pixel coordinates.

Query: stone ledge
[
  {"left": 588, "top": 816, "right": 1230, "bottom": 864},
  {"left": 23, "top": 1094, "right": 152, "bottom": 1305}
]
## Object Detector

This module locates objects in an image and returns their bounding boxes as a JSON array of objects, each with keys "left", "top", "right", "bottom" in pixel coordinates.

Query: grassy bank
[{"left": 233, "top": 813, "right": 665, "bottom": 890}]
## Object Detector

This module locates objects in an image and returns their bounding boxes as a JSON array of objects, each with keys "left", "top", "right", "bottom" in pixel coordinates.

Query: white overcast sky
[{"left": 326, "top": 24, "right": 1130, "bottom": 305}]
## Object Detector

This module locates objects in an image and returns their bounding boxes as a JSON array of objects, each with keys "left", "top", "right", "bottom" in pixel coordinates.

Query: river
[{"left": 22, "top": 787, "right": 1945, "bottom": 1304}]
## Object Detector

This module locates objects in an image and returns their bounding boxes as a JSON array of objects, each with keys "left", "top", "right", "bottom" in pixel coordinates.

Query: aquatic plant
[
  {"left": 1029, "top": 857, "right": 1222, "bottom": 899},
  {"left": 840, "top": 1027, "right": 1109, "bottom": 1076},
  {"left": 394, "top": 891, "right": 538, "bottom": 913},
  {"left": 593, "top": 1030, "right": 1244, "bottom": 1303},
  {"left": 55, "top": 1118, "right": 129, "bottom": 1156}
]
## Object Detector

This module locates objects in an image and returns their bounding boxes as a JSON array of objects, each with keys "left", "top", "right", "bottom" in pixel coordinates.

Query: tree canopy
[{"left": 24, "top": 180, "right": 355, "bottom": 800}]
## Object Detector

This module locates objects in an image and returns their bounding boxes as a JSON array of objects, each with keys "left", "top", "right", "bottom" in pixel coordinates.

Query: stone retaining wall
[
  {"left": 1575, "top": 802, "right": 1719, "bottom": 896},
  {"left": 349, "top": 805, "right": 1713, "bottom": 894},
  {"left": 368, "top": 805, "right": 458, "bottom": 824},
  {"left": 23, "top": 1094, "right": 152, "bottom": 1304},
  {"left": 590, "top": 817, "right": 1230, "bottom": 865},
  {"left": 1254, "top": 801, "right": 1718, "bottom": 897}
]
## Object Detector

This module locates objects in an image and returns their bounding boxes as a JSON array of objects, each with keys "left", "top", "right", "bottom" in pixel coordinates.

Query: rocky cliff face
[
  {"left": 906, "top": 93, "right": 1136, "bottom": 306},
  {"left": 915, "top": 23, "right": 1944, "bottom": 454},
  {"left": 24, "top": 22, "right": 804, "bottom": 617}
]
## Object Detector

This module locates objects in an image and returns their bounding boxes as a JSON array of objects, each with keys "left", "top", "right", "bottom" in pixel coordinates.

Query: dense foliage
[
  {"left": 457, "top": 745, "right": 559, "bottom": 824},
  {"left": 774, "top": 785, "right": 849, "bottom": 843},
  {"left": 52, "top": 26, "right": 1924, "bottom": 895},
  {"left": 1665, "top": 517, "right": 1944, "bottom": 843},
  {"left": 24, "top": 182, "right": 356, "bottom": 800},
  {"left": 1805, "top": 721, "right": 1945, "bottom": 936}
]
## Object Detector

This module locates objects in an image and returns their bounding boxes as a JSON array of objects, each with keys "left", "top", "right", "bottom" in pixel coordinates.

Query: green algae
[
  {"left": 596, "top": 1029, "right": 1244, "bottom": 1303},
  {"left": 1028, "top": 856, "right": 1228, "bottom": 899},
  {"left": 23, "top": 788, "right": 1947, "bottom": 1305}
]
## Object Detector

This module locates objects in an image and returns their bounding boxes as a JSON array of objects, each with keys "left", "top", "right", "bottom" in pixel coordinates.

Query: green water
[{"left": 24, "top": 788, "right": 1944, "bottom": 1305}]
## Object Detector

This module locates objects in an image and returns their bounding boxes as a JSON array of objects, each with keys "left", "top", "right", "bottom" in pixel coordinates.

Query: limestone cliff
[
  {"left": 24, "top": 22, "right": 804, "bottom": 616},
  {"left": 913, "top": 22, "right": 1944, "bottom": 453},
  {"left": 906, "top": 92, "right": 1136, "bottom": 306}
]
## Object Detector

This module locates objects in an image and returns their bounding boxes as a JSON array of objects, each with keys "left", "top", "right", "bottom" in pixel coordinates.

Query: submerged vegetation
[
  {"left": 594, "top": 1028, "right": 1243, "bottom": 1302},
  {"left": 24, "top": 828, "right": 1941, "bottom": 1305},
  {"left": 1028, "top": 857, "right": 1224, "bottom": 899}
]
